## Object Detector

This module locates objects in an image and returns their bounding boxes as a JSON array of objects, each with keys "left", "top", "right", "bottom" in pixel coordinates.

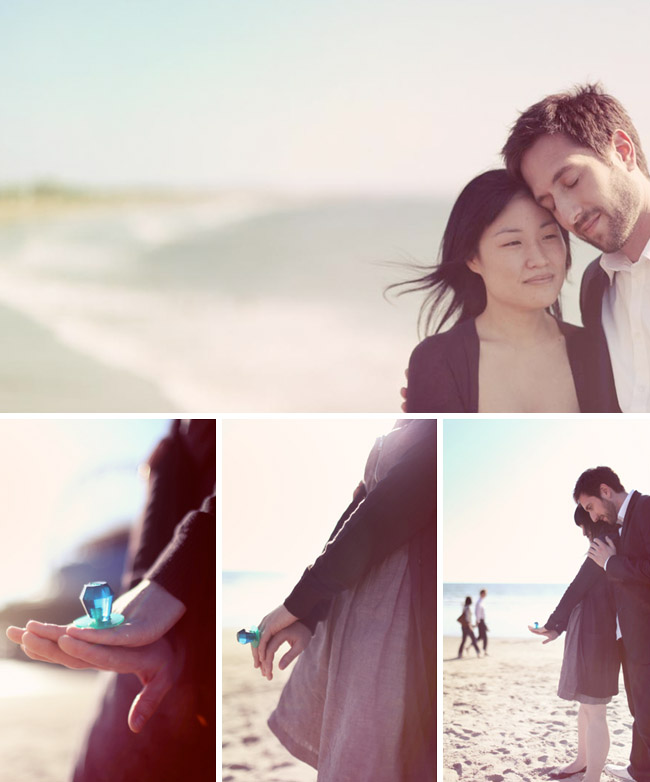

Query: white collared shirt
[
  {"left": 475, "top": 598, "right": 485, "bottom": 623},
  {"left": 600, "top": 239, "right": 650, "bottom": 412},
  {"left": 604, "top": 490, "right": 636, "bottom": 640}
]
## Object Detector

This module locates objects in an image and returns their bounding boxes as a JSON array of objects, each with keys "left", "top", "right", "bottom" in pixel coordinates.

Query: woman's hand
[
  {"left": 261, "top": 621, "right": 312, "bottom": 681},
  {"left": 528, "top": 624, "right": 559, "bottom": 644},
  {"left": 251, "top": 604, "right": 299, "bottom": 677}
]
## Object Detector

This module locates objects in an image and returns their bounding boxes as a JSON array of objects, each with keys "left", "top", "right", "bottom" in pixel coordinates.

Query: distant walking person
[
  {"left": 475, "top": 589, "right": 489, "bottom": 655},
  {"left": 458, "top": 596, "right": 480, "bottom": 658}
]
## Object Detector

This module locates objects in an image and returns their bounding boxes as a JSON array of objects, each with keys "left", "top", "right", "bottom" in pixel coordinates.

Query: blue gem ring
[{"left": 73, "top": 581, "right": 125, "bottom": 629}]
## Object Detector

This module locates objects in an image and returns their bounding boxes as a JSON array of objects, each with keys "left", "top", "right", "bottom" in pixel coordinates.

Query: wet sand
[{"left": 0, "top": 299, "right": 174, "bottom": 411}]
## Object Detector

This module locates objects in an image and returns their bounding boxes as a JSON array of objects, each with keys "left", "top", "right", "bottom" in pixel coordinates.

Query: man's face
[
  {"left": 520, "top": 133, "right": 642, "bottom": 253},
  {"left": 577, "top": 491, "right": 619, "bottom": 524}
]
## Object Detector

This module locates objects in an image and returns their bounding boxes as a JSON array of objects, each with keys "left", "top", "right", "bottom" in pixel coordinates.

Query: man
[
  {"left": 574, "top": 466, "right": 650, "bottom": 782},
  {"left": 502, "top": 84, "right": 650, "bottom": 413},
  {"left": 475, "top": 588, "right": 488, "bottom": 655}
]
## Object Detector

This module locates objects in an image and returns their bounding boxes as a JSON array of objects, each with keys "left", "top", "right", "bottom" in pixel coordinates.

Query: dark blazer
[
  {"left": 545, "top": 540, "right": 619, "bottom": 699},
  {"left": 407, "top": 317, "right": 619, "bottom": 413},
  {"left": 606, "top": 491, "right": 650, "bottom": 664},
  {"left": 579, "top": 257, "right": 621, "bottom": 411}
]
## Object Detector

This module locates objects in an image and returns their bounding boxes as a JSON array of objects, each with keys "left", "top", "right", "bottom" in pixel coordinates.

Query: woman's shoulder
[
  {"left": 409, "top": 318, "right": 476, "bottom": 363},
  {"left": 407, "top": 319, "right": 477, "bottom": 413}
]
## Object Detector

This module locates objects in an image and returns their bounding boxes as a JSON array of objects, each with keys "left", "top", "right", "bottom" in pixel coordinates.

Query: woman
[
  {"left": 458, "top": 596, "right": 481, "bottom": 658},
  {"left": 529, "top": 506, "right": 619, "bottom": 782},
  {"left": 395, "top": 169, "right": 619, "bottom": 413},
  {"left": 251, "top": 419, "right": 435, "bottom": 781}
]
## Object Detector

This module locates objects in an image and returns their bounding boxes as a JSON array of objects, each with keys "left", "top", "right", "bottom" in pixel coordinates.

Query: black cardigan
[
  {"left": 282, "top": 419, "right": 436, "bottom": 779},
  {"left": 407, "top": 317, "right": 620, "bottom": 413},
  {"left": 544, "top": 542, "right": 619, "bottom": 699}
]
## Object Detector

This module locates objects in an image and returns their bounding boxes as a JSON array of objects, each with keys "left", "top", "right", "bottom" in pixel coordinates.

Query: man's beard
[
  {"left": 579, "top": 170, "right": 640, "bottom": 253},
  {"left": 601, "top": 497, "right": 619, "bottom": 525}
]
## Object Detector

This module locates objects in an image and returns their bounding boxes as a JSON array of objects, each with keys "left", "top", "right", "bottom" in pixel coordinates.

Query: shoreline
[{"left": 0, "top": 298, "right": 175, "bottom": 411}]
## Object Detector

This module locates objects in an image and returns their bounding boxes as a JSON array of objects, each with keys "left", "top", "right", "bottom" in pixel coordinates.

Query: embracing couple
[
  {"left": 403, "top": 83, "right": 649, "bottom": 414},
  {"left": 532, "top": 467, "right": 650, "bottom": 782}
]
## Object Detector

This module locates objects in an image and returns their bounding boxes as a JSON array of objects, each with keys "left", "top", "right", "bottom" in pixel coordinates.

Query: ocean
[
  {"left": 222, "top": 570, "right": 302, "bottom": 630},
  {"left": 224, "top": 575, "right": 572, "bottom": 641},
  {"left": 443, "top": 583, "right": 571, "bottom": 639},
  {"left": 0, "top": 193, "right": 597, "bottom": 411}
]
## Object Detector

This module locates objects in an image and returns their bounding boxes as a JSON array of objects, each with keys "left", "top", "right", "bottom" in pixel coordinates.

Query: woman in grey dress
[
  {"left": 250, "top": 419, "right": 435, "bottom": 782},
  {"left": 529, "top": 506, "right": 619, "bottom": 782}
]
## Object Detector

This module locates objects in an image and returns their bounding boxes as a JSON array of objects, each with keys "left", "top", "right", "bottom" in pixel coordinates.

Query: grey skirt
[
  {"left": 557, "top": 602, "right": 611, "bottom": 705},
  {"left": 268, "top": 422, "right": 421, "bottom": 781}
]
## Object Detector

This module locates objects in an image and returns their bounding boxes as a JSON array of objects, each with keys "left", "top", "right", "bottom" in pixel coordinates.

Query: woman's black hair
[
  {"left": 574, "top": 504, "right": 612, "bottom": 542},
  {"left": 464, "top": 596, "right": 472, "bottom": 606},
  {"left": 386, "top": 169, "right": 572, "bottom": 337}
]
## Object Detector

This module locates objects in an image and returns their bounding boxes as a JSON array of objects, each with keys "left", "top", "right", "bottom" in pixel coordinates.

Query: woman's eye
[
  {"left": 566, "top": 178, "right": 579, "bottom": 188},
  {"left": 502, "top": 240, "right": 521, "bottom": 247},
  {"left": 543, "top": 233, "right": 559, "bottom": 240}
]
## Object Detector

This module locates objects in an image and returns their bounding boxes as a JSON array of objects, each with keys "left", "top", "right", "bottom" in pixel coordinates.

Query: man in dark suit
[
  {"left": 574, "top": 466, "right": 650, "bottom": 782},
  {"left": 502, "top": 84, "right": 650, "bottom": 413}
]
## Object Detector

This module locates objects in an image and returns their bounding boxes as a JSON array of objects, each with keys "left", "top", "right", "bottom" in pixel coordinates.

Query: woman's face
[{"left": 467, "top": 194, "right": 568, "bottom": 313}]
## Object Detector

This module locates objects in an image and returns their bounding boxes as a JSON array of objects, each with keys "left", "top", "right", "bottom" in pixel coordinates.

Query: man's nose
[{"left": 555, "top": 194, "right": 582, "bottom": 230}]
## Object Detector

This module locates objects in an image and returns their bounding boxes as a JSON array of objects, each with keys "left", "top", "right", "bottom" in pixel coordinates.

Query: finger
[
  {"left": 263, "top": 634, "right": 286, "bottom": 681},
  {"left": 279, "top": 643, "right": 303, "bottom": 670},
  {"left": 65, "top": 622, "right": 143, "bottom": 647},
  {"left": 6, "top": 626, "right": 26, "bottom": 644},
  {"left": 58, "top": 635, "right": 136, "bottom": 673},
  {"left": 127, "top": 670, "right": 172, "bottom": 733},
  {"left": 22, "top": 631, "right": 92, "bottom": 669},
  {"left": 251, "top": 643, "right": 260, "bottom": 670},
  {"left": 400, "top": 386, "right": 407, "bottom": 400},
  {"left": 542, "top": 638, "right": 551, "bottom": 645},
  {"left": 20, "top": 646, "right": 53, "bottom": 663},
  {"left": 26, "top": 621, "right": 69, "bottom": 642},
  {"left": 257, "top": 631, "right": 270, "bottom": 677}
]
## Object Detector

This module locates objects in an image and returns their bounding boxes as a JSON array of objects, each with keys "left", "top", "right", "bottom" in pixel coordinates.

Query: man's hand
[
  {"left": 6, "top": 623, "right": 179, "bottom": 733},
  {"left": 400, "top": 368, "right": 409, "bottom": 413},
  {"left": 251, "top": 604, "right": 299, "bottom": 679},
  {"left": 5, "top": 579, "right": 187, "bottom": 733},
  {"left": 588, "top": 536, "right": 617, "bottom": 569},
  {"left": 261, "top": 621, "right": 311, "bottom": 681},
  {"left": 528, "top": 625, "right": 559, "bottom": 644}
]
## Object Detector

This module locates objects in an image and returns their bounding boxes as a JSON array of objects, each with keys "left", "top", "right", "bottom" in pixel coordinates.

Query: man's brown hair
[{"left": 502, "top": 83, "right": 649, "bottom": 180}]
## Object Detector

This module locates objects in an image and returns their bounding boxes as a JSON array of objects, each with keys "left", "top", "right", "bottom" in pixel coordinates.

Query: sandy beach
[
  {"left": 443, "top": 636, "right": 632, "bottom": 782},
  {"left": 0, "top": 660, "right": 104, "bottom": 782},
  {"left": 222, "top": 629, "right": 317, "bottom": 782}
]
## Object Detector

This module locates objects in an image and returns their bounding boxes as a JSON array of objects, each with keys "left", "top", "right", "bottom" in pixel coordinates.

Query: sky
[
  {"left": 221, "top": 417, "right": 401, "bottom": 577},
  {"left": 443, "top": 417, "right": 650, "bottom": 585},
  {"left": 0, "top": 418, "right": 170, "bottom": 607},
  {"left": 2, "top": 1, "right": 650, "bottom": 194}
]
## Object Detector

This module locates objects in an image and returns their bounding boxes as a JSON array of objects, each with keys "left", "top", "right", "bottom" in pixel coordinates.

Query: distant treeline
[{"left": 0, "top": 182, "right": 215, "bottom": 203}]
